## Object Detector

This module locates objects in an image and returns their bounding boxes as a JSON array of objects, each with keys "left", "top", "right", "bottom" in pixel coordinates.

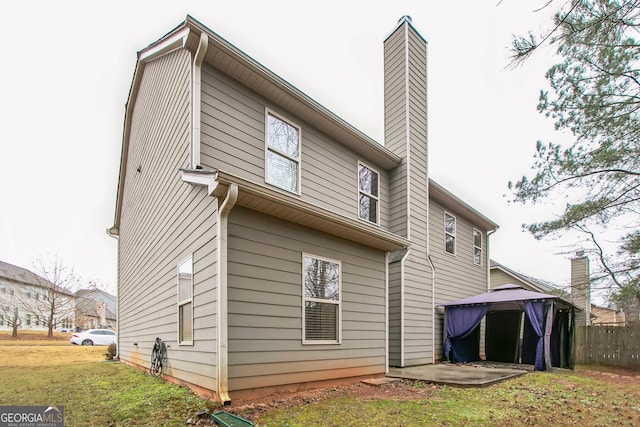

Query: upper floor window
[
  {"left": 302, "top": 254, "right": 341, "bottom": 344},
  {"left": 266, "top": 111, "right": 300, "bottom": 194},
  {"left": 0, "top": 282, "right": 5, "bottom": 293},
  {"left": 358, "top": 162, "right": 379, "bottom": 224},
  {"left": 473, "top": 229, "right": 483, "bottom": 266},
  {"left": 177, "top": 256, "right": 193, "bottom": 345},
  {"left": 444, "top": 212, "right": 456, "bottom": 255},
  {"left": 25, "top": 286, "right": 32, "bottom": 298}
]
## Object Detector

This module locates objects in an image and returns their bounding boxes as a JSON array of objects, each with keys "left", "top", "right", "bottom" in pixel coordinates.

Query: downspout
[
  {"left": 106, "top": 230, "right": 120, "bottom": 359},
  {"left": 191, "top": 32, "right": 208, "bottom": 168},
  {"left": 486, "top": 228, "right": 498, "bottom": 291},
  {"left": 427, "top": 255, "right": 436, "bottom": 364},
  {"left": 399, "top": 249, "right": 410, "bottom": 367},
  {"left": 385, "top": 252, "right": 389, "bottom": 374},
  {"left": 216, "top": 183, "right": 238, "bottom": 404}
]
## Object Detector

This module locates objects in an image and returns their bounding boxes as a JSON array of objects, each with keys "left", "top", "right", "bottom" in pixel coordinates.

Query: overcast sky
[{"left": 0, "top": 1, "right": 590, "bottom": 296}]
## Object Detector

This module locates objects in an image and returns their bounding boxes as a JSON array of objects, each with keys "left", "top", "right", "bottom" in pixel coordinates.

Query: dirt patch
[
  {"left": 575, "top": 366, "right": 640, "bottom": 386},
  {"left": 204, "top": 379, "right": 442, "bottom": 424}
]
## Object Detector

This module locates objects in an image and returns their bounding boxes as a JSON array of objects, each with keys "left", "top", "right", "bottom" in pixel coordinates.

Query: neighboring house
[
  {"left": 75, "top": 289, "right": 117, "bottom": 330},
  {"left": 490, "top": 258, "right": 626, "bottom": 326},
  {"left": 0, "top": 261, "right": 74, "bottom": 332},
  {"left": 109, "top": 15, "right": 497, "bottom": 403}
]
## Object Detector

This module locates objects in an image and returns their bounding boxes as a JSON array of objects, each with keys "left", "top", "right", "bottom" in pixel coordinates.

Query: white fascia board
[{"left": 138, "top": 27, "right": 190, "bottom": 63}]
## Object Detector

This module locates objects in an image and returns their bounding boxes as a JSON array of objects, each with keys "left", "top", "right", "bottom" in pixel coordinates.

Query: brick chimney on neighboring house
[
  {"left": 96, "top": 302, "right": 106, "bottom": 328},
  {"left": 571, "top": 251, "right": 591, "bottom": 326}
]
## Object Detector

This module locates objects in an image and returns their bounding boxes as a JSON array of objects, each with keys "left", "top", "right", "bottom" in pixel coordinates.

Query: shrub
[{"left": 104, "top": 343, "right": 117, "bottom": 361}]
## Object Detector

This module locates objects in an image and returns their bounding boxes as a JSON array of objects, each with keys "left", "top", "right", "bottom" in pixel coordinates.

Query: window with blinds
[{"left": 302, "top": 254, "right": 341, "bottom": 344}]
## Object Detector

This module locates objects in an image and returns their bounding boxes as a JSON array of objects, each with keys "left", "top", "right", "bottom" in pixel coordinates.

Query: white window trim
[
  {"left": 177, "top": 255, "right": 194, "bottom": 346},
  {"left": 473, "top": 228, "right": 483, "bottom": 266},
  {"left": 357, "top": 161, "right": 380, "bottom": 226},
  {"left": 301, "top": 253, "right": 342, "bottom": 345},
  {"left": 444, "top": 211, "right": 457, "bottom": 256},
  {"left": 264, "top": 108, "right": 302, "bottom": 196}
]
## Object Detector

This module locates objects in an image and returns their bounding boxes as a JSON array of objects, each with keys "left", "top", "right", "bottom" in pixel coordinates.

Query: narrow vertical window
[
  {"left": 25, "top": 313, "right": 31, "bottom": 326},
  {"left": 473, "top": 229, "right": 483, "bottom": 266},
  {"left": 266, "top": 111, "right": 300, "bottom": 193},
  {"left": 302, "top": 254, "right": 341, "bottom": 344},
  {"left": 177, "top": 256, "right": 193, "bottom": 344},
  {"left": 358, "top": 162, "right": 379, "bottom": 224},
  {"left": 444, "top": 212, "right": 456, "bottom": 255}
]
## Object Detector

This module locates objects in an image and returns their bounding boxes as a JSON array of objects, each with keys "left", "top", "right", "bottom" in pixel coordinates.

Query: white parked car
[{"left": 70, "top": 329, "right": 117, "bottom": 346}]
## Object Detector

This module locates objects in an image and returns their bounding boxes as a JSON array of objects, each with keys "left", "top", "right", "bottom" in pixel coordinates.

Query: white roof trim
[
  {"left": 181, "top": 169, "right": 219, "bottom": 196},
  {"left": 138, "top": 27, "right": 190, "bottom": 62}
]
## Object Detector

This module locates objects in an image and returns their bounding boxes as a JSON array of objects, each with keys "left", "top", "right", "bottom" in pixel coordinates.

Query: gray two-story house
[{"left": 109, "top": 15, "right": 497, "bottom": 403}]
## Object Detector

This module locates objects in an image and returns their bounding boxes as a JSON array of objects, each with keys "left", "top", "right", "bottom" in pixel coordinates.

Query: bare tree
[
  {"left": 0, "top": 304, "right": 21, "bottom": 338},
  {"left": 19, "top": 255, "right": 77, "bottom": 338}
]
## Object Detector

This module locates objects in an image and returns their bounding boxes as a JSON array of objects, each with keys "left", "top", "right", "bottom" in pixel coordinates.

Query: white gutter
[
  {"left": 216, "top": 183, "right": 238, "bottom": 405},
  {"left": 191, "top": 32, "right": 208, "bottom": 168}
]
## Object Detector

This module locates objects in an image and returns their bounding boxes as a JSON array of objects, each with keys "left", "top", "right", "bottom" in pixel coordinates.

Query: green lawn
[
  {"left": 1, "top": 337, "right": 639, "bottom": 426},
  {"left": 0, "top": 342, "right": 219, "bottom": 426}
]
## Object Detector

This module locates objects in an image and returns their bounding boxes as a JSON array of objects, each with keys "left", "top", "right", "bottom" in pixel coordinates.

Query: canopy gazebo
[{"left": 440, "top": 284, "right": 578, "bottom": 371}]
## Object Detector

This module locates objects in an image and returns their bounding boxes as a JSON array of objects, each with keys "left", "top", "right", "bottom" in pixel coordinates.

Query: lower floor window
[{"left": 302, "top": 254, "right": 341, "bottom": 344}]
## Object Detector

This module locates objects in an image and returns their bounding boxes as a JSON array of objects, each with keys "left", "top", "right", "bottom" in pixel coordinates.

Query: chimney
[
  {"left": 384, "top": 15, "right": 428, "bottom": 239},
  {"left": 571, "top": 252, "right": 591, "bottom": 326},
  {"left": 385, "top": 17, "right": 431, "bottom": 367},
  {"left": 96, "top": 302, "right": 106, "bottom": 328}
]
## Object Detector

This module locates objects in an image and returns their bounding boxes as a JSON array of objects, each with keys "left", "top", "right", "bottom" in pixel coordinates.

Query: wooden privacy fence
[{"left": 575, "top": 323, "right": 640, "bottom": 370}]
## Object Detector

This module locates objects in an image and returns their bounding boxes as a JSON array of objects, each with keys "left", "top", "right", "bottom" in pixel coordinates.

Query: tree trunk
[{"left": 12, "top": 322, "right": 18, "bottom": 338}]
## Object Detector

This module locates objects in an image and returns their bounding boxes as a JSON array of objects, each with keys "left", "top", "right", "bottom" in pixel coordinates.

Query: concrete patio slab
[{"left": 387, "top": 363, "right": 527, "bottom": 387}]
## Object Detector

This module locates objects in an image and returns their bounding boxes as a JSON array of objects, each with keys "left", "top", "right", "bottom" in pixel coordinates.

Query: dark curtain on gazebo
[
  {"left": 444, "top": 305, "right": 489, "bottom": 362},
  {"left": 523, "top": 300, "right": 545, "bottom": 370}
]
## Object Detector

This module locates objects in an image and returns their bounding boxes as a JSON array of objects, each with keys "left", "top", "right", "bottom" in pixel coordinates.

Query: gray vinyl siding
[
  {"left": 385, "top": 24, "right": 409, "bottom": 238},
  {"left": 404, "top": 25, "right": 431, "bottom": 366},
  {"left": 226, "top": 207, "right": 386, "bottom": 393},
  {"left": 388, "top": 260, "right": 402, "bottom": 366},
  {"left": 430, "top": 200, "right": 489, "bottom": 361},
  {"left": 490, "top": 269, "right": 522, "bottom": 289},
  {"left": 200, "top": 65, "right": 390, "bottom": 229},
  {"left": 118, "top": 49, "right": 219, "bottom": 391}
]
